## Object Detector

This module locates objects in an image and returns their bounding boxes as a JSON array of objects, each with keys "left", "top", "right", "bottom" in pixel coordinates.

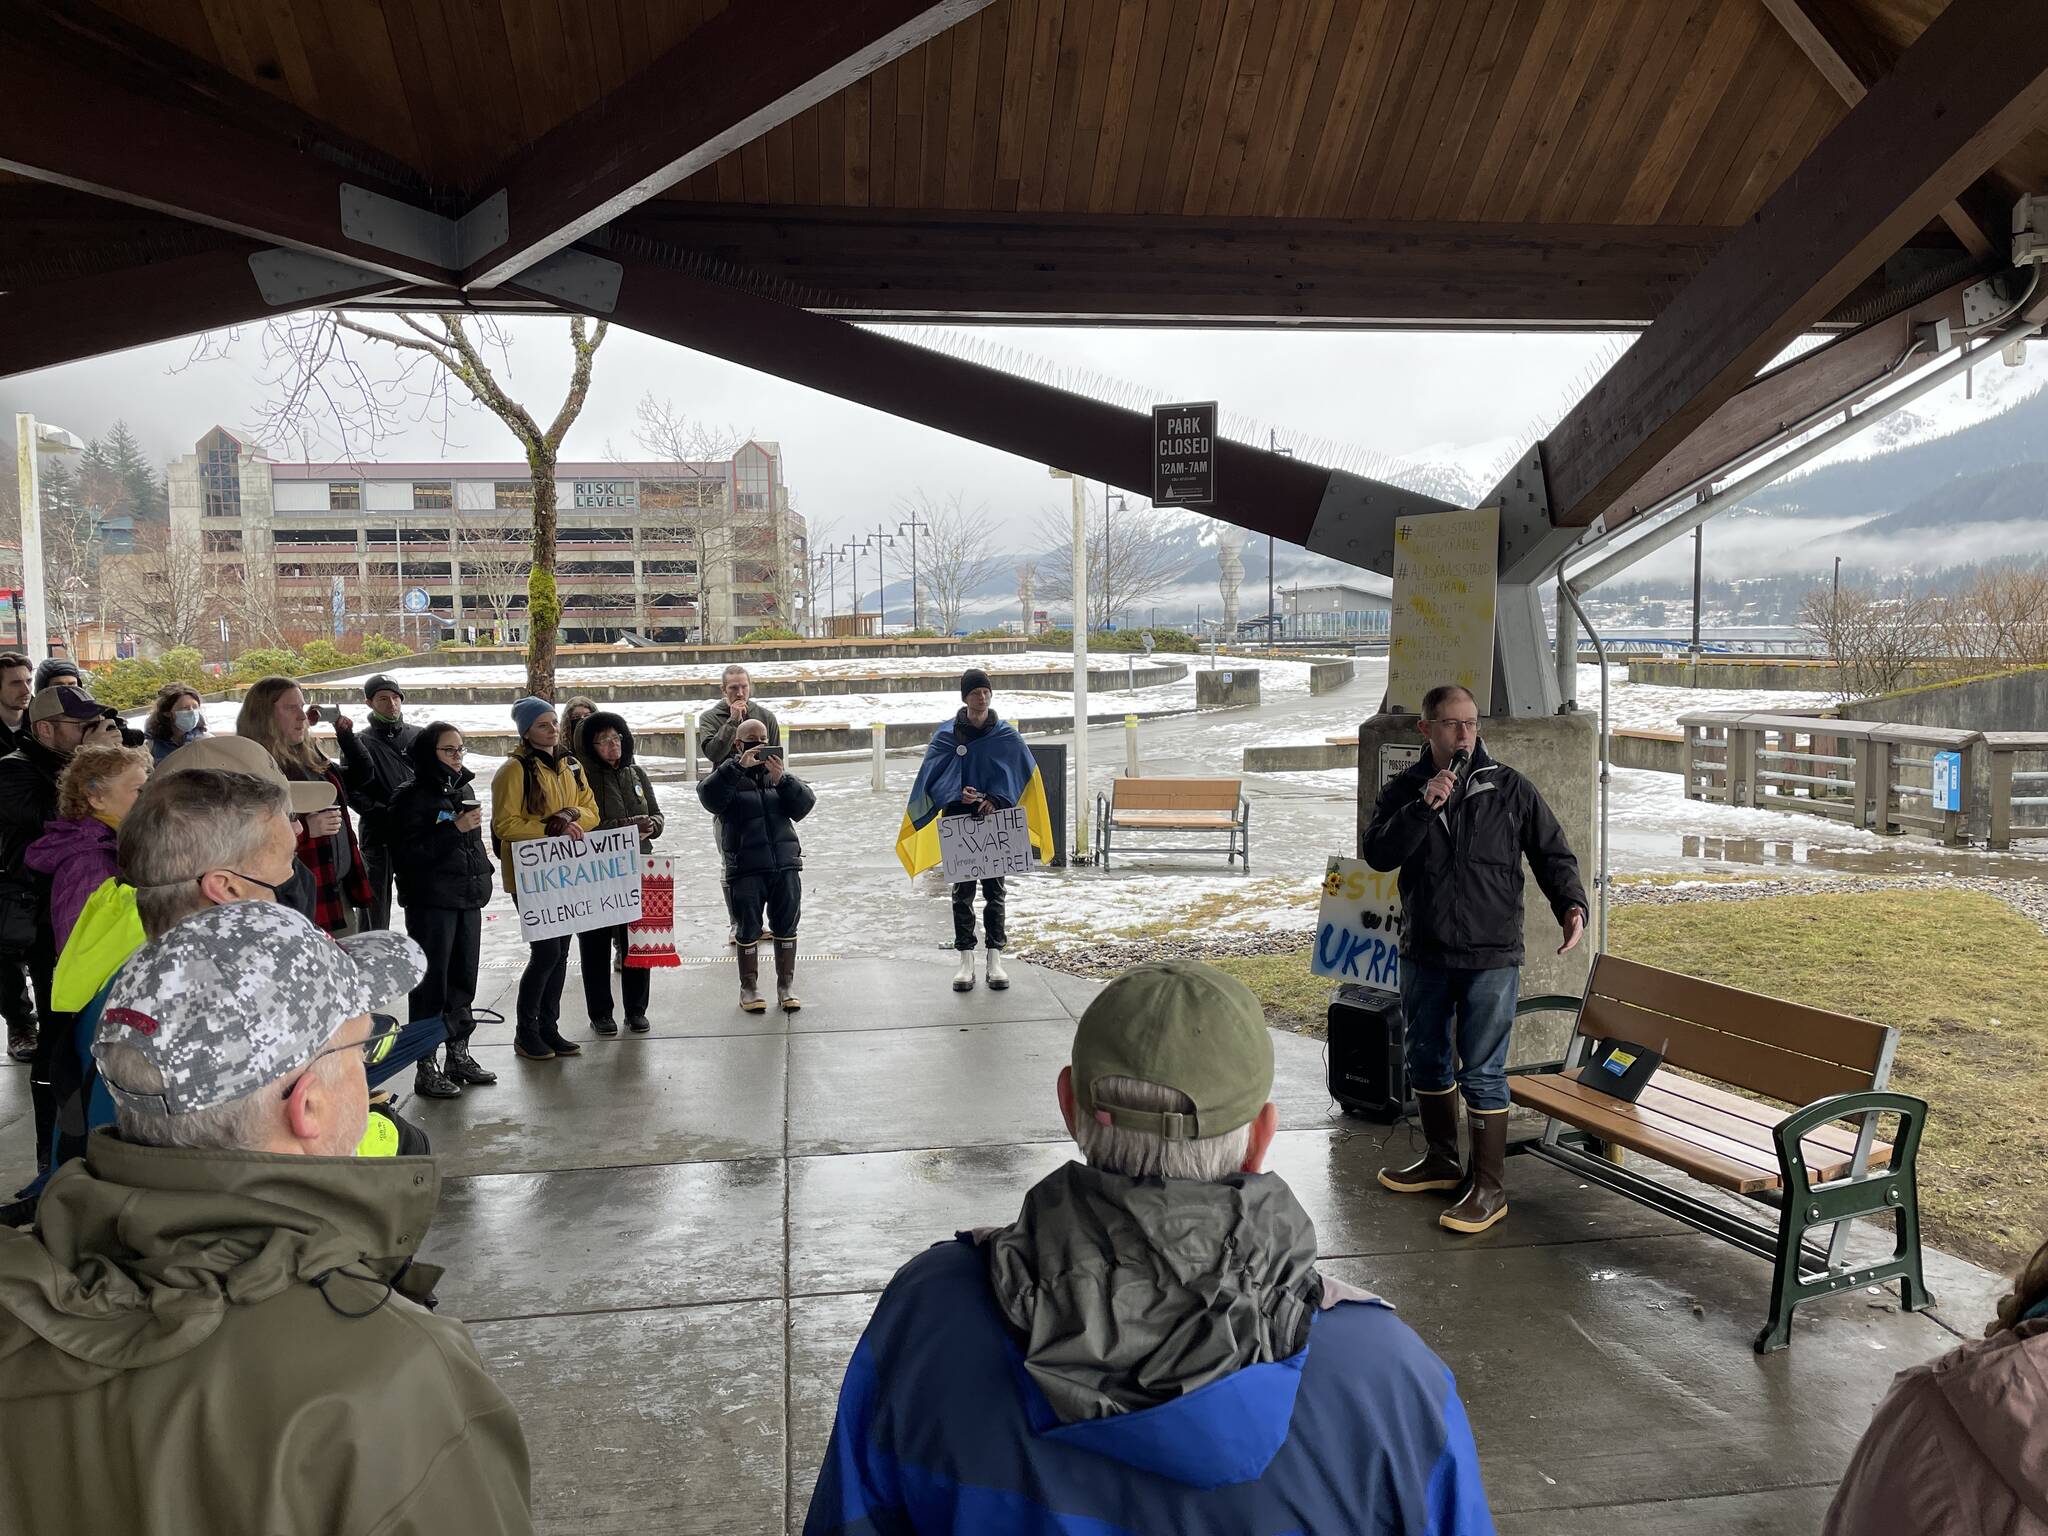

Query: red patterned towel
[{"left": 626, "top": 855, "right": 680, "bottom": 969}]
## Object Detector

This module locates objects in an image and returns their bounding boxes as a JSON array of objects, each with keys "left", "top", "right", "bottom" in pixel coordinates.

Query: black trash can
[
  {"left": 1327, "top": 983, "right": 1415, "bottom": 1123},
  {"left": 1028, "top": 741, "right": 1069, "bottom": 866}
]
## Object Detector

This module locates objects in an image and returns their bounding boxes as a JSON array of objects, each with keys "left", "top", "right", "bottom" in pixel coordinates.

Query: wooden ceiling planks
[{"left": 1400, "top": 0, "right": 1528, "bottom": 221}]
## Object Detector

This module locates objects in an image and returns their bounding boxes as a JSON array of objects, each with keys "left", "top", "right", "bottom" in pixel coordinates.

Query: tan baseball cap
[{"left": 155, "top": 734, "right": 336, "bottom": 815}]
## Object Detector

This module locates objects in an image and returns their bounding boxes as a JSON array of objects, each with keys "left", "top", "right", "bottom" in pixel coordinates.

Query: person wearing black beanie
[
  {"left": 944, "top": 670, "right": 1009, "bottom": 992},
  {"left": 959, "top": 667, "right": 992, "bottom": 700}
]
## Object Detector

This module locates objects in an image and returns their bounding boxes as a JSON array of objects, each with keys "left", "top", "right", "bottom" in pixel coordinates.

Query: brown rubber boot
[
  {"left": 1378, "top": 1087, "right": 1465, "bottom": 1193},
  {"left": 775, "top": 939, "right": 802, "bottom": 1013},
  {"left": 737, "top": 942, "right": 766, "bottom": 1013},
  {"left": 1440, "top": 1107, "right": 1510, "bottom": 1234}
]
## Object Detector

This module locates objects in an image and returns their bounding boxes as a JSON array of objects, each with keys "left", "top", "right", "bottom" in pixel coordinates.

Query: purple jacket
[{"left": 24, "top": 817, "right": 120, "bottom": 954}]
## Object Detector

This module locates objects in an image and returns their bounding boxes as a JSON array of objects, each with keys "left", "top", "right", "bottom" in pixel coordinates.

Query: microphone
[{"left": 1450, "top": 746, "right": 1471, "bottom": 780}]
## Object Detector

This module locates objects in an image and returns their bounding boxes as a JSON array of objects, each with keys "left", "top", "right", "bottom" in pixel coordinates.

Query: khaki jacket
[
  {"left": 1824, "top": 1317, "right": 2048, "bottom": 1536},
  {"left": 0, "top": 1132, "right": 532, "bottom": 1536},
  {"left": 491, "top": 744, "right": 602, "bottom": 894}
]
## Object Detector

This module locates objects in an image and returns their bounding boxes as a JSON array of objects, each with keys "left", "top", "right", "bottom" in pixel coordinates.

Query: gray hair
[
  {"left": 1073, "top": 1074, "right": 1252, "bottom": 1182},
  {"left": 96, "top": 1038, "right": 344, "bottom": 1151},
  {"left": 120, "top": 769, "right": 292, "bottom": 936}
]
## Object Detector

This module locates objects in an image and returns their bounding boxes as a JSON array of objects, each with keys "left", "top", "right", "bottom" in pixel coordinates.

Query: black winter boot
[
  {"left": 1377, "top": 1088, "right": 1465, "bottom": 1194},
  {"left": 414, "top": 1052, "right": 462, "bottom": 1099}
]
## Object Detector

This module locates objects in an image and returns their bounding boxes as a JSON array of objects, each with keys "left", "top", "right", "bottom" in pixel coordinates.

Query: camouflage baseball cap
[
  {"left": 1071, "top": 960, "right": 1274, "bottom": 1140},
  {"left": 95, "top": 901, "right": 424, "bottom": 1117}
]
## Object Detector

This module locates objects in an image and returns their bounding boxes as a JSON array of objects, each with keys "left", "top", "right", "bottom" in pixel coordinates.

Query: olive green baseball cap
[{"left": 1071, "top": 960, "right": 1274, "bottom": 1140}]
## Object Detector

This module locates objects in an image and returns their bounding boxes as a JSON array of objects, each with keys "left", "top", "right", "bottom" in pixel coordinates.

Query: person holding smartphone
[
  {"left": 236, "top": 676, "right": 370, "bottom": 937},
  {"left": 698, "top": 717, "right": 813, "bottom": 1014},
  {"left": 388, "top": 722, "right": 496, "bottom": 1097}
]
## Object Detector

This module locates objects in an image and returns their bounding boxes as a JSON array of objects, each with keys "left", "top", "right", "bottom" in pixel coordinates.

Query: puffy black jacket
[
  {"left": 337, "top": 716, "right": 421, "bottom": 848},
  {"left": 572, "top": 712, "right": 665, "bottom": 854},
  {"left": 1362, "top": 740, "right": 1587, "bottom": 970},
  {"left": 697, "top": 756, "right": 814, "bottom": 878},
  {"left": 0, "top": 741, "right": 67, "bottom": 958},
  {"left": 388, "top": 760, "right": 494, "bottom": 911}
]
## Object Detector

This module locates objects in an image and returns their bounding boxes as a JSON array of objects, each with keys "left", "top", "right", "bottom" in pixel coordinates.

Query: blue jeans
[{"left": 1400, "top": 960, "right": 1520, "bottom": 1112}]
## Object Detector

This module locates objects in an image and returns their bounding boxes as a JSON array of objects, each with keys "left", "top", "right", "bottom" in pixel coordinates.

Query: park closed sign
[
  {"left": 1153, "top": 401, "right": 1217, "bottom": 506},
  {"left": 513, "top": 826, "right": 644, "bottom": 940}
]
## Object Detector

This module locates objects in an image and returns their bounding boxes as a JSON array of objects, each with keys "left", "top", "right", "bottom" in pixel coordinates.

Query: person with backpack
[
  {"left": 571, "top": 710, "right": 664, "bottom": 1035},
  {"left": 389, "top": 721, "right": 496, "bottom": 1098},
  {"left": 491, "top": 697, "right": 599, "bottom": 1061}
]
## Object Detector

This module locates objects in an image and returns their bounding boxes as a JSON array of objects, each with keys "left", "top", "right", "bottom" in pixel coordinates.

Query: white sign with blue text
[
  {"left": 1312, "top": 856, "right": 1405, "bottom": 993},
  {"left": 512, "top": 826, "right": 643, "bottom": 941}
]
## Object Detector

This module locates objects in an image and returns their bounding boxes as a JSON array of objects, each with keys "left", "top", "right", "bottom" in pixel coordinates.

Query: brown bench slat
[
  {"left": 1585, "top": 954, "right": 1889, "bottom": 1074},
  {"left": 1109, "top": 811, "right": 1240, "bottom": 829},
  {"left": 1631, "top": 1073, "right": 1892, "bottom": 1172},
  {"left": 1107, "top": 778, "right": 1243, "bottom": 813},
  {"left": 1511, "top": 1074, "right": 1778, "bottom": 1193},
  {"left": 1539, "top": 1072, "right": 1792, "bottom": 1178},
  {"left": 1640, "top": 1075, "right": 1874, "bottom": 1159},
  {"left": 1581, "top": 993, "right": 1878, "bottom": 1109}
]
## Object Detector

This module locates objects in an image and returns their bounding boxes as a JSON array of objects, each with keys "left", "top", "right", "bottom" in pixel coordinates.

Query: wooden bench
[
  {"left": 1094, "top": 775, "right": 1251, "bottom": 872},
  {"left": 1508, "top": 953, "right": 1932, "bottom": 1352}
]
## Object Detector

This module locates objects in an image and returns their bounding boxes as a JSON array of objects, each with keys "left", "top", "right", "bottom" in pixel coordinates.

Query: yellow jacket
[{"left": 490, "top": 746, "right": 601, "bottom": 894}]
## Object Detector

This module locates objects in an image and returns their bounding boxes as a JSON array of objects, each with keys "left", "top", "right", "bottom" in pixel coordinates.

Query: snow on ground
[{"left": 1577, "top": 663, "right": 1836, "bottom": 734}]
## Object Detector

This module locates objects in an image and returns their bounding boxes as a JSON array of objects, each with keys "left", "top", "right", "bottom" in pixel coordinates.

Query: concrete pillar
[{"left": 1355, "top": 709, "right": 1598, "bottom": 1066}]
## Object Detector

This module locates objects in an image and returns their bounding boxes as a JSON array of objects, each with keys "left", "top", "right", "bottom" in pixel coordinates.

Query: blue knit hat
[{"left": 511, "top": 696, "right": 555, "bottom": 738}]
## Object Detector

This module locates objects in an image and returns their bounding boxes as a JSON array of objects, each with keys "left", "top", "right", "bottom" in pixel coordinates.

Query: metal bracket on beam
[
  {"left": 1303, "top": 469, "right": 1463, "bottom": 571},
  {"left": 246, "top": 248, "right": 388, "bottom": 307},
  {"left": 1492, "top": 445, "right": 1587, "bottom": 587},
  {"left": 339, "top": 185, "right": 508, "bottom": 272},
  {"left": 515, "top": 249, "right": 623, "bottom": 314}
]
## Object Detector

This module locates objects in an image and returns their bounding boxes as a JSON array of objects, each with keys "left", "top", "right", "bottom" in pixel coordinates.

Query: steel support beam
[
  {"left": 1540, "top": 0, "right": 2048, "bottom": 530},
  {"left": 0, "top": 247, "right": 396, "bottom": 379},
  {"left": 0, "top": 9, "right": 457, "bottom": 287},
  {"left": 462, "top": 0, "right": 996, "bottom": 289},
  {"left": 1760, "top": 0, "right": 2007, "bottom": 259},
  {"left": 536, "top": 250, "right": 1455, "bottom": 550}
]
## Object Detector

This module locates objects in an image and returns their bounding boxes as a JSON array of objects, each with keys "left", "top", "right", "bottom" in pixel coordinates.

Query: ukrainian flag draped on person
[{"left": 896, "top": 718, "right": 1054, "bottom": 877}]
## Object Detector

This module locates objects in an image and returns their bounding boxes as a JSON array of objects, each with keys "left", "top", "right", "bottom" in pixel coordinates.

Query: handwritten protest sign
[
  {"left": 1388, "top": 505, "right": 1499, "bottom": 716},
  {"left": 1312, "top": 856, "right": 1405, "bottom": 992},
  {"left": 939, "top": 806, "right": 1035, "bottom": 884},
  {"left": 512, "top": 826, "right": 643, "bottom": 941}
]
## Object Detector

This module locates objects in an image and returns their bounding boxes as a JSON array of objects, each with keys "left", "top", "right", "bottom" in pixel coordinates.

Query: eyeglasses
[
  {"left": 1429, "top": 716, "right": 1480, "bottom": 731},
  {"left": 280, "top": 1018, "right": 401, "bottom": 1100},
  {"left": 436, "top": 744, "right": 466, "bottom": 758}
]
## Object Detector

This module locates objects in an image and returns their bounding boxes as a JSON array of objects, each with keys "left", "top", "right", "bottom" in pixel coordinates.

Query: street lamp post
[
  {"left": 1050, "top": 467, "right": 1089, "bottom": 860},
  {"left": 841, "top": 541, "right": 865, "bottom": 632},
  {"left": 1102, "top": 488, "right": 1126, "bottom": 630},
  {"left": 897, "top": 511, "right": 930, "bottom": 631},
  {"left": 1267, "top": 430, "right": 1295, "bottom": 645},
  {"left": 865, "top": 528, "right": 897, "bottom": 631}
]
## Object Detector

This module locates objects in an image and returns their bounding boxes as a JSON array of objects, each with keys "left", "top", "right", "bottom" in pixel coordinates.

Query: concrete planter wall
[{"left": 1195, "top": 667, "right": 1260, "bottom": 709}]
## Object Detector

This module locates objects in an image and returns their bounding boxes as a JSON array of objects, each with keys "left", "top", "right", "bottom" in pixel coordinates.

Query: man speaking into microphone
[{"left": 1363, "top": 683, "right": 1588, "bottom": 1235}]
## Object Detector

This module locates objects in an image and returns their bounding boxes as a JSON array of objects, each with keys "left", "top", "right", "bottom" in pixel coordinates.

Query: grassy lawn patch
[{"left": 1204, "top": 888, "right": 2046, "bottom": 1272}]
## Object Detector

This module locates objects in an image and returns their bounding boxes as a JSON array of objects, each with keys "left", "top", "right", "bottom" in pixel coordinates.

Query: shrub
[
  {"left": 89, "top": 658, "right": 167, "bottom": 710},
  {"left": 232, "top": 647, "right": 302, "bottom": 683},
  {"left": 899, "top": 627, "right": 941, "bottom": 639},
  {"left": 156, "top": 647, "right": 210, "bottom": 687},
  {"left": 295, "top": 639, "right": 349, "bottom": 672},
  {"left": 965, "top": 627, "right": 1015, "bottom": 641},
  {"left": 739, "top": 624, "right": 802, "bottom": 642},
  {"left": 359, "top": 634, "right": 412, "bottom": 660}
]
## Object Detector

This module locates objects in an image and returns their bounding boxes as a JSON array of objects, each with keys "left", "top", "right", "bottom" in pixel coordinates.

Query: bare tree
[
  {"left": 1932, "top": 562, "right": 2048, "bottom": 674},
  {"left": 38, "top": 461, "right": 98, "bottom": 656},
  {"left": 1034, "top": 491, "right": 1193, "bottom": 629},
  {"left": 1801, "top": 581, "right": 1940, "bottom": 700},
  {"left": 231, "top": 310, "right": 608, "bottom": 697},
  {"left": 902, "top": 492, "right": 1003, "bottom": 635},
  {"left": 110, "top": 524, "right": 218, "bottom": 652},
  {"left": 451, "top": 504, "right": 531, "bottom": 642},
  {"left": 632, "top": 395, "right": 743, "bottom": 639}
]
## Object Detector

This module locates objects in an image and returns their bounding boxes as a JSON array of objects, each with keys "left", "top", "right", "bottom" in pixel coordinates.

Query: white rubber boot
[
  {"left": 985, "top": 949, "right": 1010, "bottom": 991},
  {"left": 952, "top": 952, "right": 977, "bottom": 992}
]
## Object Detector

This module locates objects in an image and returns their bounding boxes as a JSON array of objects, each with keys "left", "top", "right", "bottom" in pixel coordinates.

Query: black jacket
[
  {"left": 0, "top": 741, "right": 66, "bottom": 958},
  {"left": 337, "top": 716, "right": 421, "bottom": 848},
  {"left": 1362, "top": 740, "right": 1587, "bottom": 970},
  {"left": 697, "top": 755, "right": 814, "bottom": 878},
  {"left": 572, "top": 712, "right": 665, "bottom": 854},
  {"left": 387, "top": 744, "right": 493, "bottom": 911}
]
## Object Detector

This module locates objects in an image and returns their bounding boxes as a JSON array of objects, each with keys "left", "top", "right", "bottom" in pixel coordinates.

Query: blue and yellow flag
[{"left": 896, "top": 715, "right": 1054, "bottom": 877}]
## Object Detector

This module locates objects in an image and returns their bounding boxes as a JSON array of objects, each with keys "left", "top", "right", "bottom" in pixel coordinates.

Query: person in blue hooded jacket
[{"left": 804, "top": 959, "right": 1494, "bottom": 1536}]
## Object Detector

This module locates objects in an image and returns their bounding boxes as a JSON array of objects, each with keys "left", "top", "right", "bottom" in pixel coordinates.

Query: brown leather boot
[
  {"left": 1378, "top": 1088, "right": 1464, "bottom": 1194},
  {"left": 775, "top": 939, "right": 801, "bottom": 1013},
  {"left": 1440, "top": 1107, "right": 1510, "bottom": 1233},
  {"left": 737, "top": 943, "right": 765, "bottom": 1013}
]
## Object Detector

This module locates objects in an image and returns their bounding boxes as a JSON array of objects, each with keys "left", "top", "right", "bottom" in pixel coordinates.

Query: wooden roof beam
[
  {"left": 1760, "top": 0, "right": 2006, "bottom": 258},
  {"left": 534, "top": 249, "right": 1455, "bottom": 549},
  {"left": 0, "top": 7, "right": 457, "bottom": 288},
  {"left": 0, "top": 246, "right": 399, "bottom": 380},
  {"left": 461, "top": 0, "right": 996, "bottom": 290},
  {"left": 1540, "top": 0, "right": 2048, "bottom": 530}
]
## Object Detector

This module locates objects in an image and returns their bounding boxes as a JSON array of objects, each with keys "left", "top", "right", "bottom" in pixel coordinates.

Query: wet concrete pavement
[{"left": 180, "top": 951, "right": 1986, "bottom": 1535}]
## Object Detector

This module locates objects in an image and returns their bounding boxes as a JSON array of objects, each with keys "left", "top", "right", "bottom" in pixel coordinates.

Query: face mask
[{"left": 174, "top": 709, "right": 203, "bottom": 734}]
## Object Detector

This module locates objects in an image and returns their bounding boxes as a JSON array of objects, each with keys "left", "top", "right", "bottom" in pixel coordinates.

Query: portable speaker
[{"left": 1327, "top": 984, "right": 1415, "bottom": 1123}]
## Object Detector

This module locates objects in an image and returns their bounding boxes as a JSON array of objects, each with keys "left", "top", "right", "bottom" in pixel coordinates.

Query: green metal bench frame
[{"left": 1507, "top": 993, "right": 1934, "bottom": 1353}]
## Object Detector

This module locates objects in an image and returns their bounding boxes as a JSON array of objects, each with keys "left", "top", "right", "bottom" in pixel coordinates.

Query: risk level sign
[{"left": 1153, "top": 401, "right": 1217, "bottom": 506}]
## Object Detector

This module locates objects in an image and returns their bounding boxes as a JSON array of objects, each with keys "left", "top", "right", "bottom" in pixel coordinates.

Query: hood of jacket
[
  {"left": 980, "top": 1160, "right": 1324, "bottom": 1487},
  {"left": 1927, "top": 1318, "right": 2048, "bottom": 1522},
  {"left": 24, "top": 815, "right": 117, "bottom": 883},
  {"left": 573, "top": 710, "right": 638, "bottom": 769},
  {"left": 0, "top": 1130, "right": 440, "bottom": 1399}
]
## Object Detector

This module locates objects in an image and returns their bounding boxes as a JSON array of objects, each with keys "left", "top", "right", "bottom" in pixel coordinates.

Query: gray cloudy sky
[{"left": 0, "top": 317, "right": 1619, "bottom": 551}]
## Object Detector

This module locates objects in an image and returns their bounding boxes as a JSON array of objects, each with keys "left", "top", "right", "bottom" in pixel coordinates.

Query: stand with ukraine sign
[{"left": 512, "top": 826, "right": 643, "bottom": 939}]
